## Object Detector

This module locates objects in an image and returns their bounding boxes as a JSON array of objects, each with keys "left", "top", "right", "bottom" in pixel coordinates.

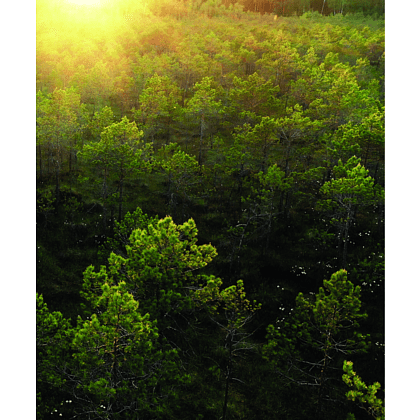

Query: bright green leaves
[
  {"left": 74, "top": 281, "right": 158, "bottom": 370},
  {"left": 292, "top": 48, "right": 379, "bottom": 130},
  {"left": 37, "top": 294, "right": 72, "bottom": 377},
  {"left": 341, "top": 108, "right": 385, "bottom": 167},
  {"left": 75, "top": 282, "right": 156, "bottom": 361},
  {"left": 183, "top": 76, "right": 225, "bottom": 165},
  {"left": 88, "top": 106, "right": 115, "bottom": 141},
  {"left": 127, "top": 217, "right": 217, "bottom": 313},
  {"left": 84, "top": 215, "right": 218, "bottom": 325},
  {"left": 193, "top": 275, "right": 224, "bottom": 314},
  {"left": 219, "top": 279, "right": 261, "bottom": 328},
  {"left": 133, "top": 73, "right": 181, "bottom": 130},
  {"left": 157, "top": 143, "right": 200, "bottom": 219},
  {"left": 318, "top": 157, "right": 384, "bottom": 267},
  {"left": 320, "top": 156, "right": 383, "bottom": 204},
  {"left": 36, "top": 294, "right": 72, "bottom": 416},
  {"left": 229, "top": 72, "right": 281, "bottom": 119},
  {"left": 342, "top": 360, "right": 385, "bottom": 420},
  {"left": 74, "top": 214, "right": 232, "bottom": 416},
  {"left": 256, "top": 163, "right": 291, "bottom": 204},
  {"left": 74, "top": 216, "right": 218, "bottom": 417},
  {"left": 193, "top": 277, "right": 260, "bottom": 420},
  {"left": 233, "top": 116, "right": 279, "bottom": 174},
  {"left": 99, "top": 207, "right": 159, "bottom": 260},
  {"left": 36, "top": 87, "right": 86, "bottom": 184},
  {"left": 100, "top": 116, "right": 143, "bottom": 145},
  {"left": 185, "top": 76, "right": 224, "bottom": 116},
  {"left": 194, "top": 277, "right": 261, "bottom": 325},
  {"left": 295, "top": 269, "right": 369, "bottom": 352},
  {"left": 159, "top": 144, "right": 199, "bottom": 189},
  {"left": 79, "top": 116, "right": 149, "bottom": 180},
  {"left": 97, "top": 116, "right": 151, "bottom": 173},
  {"left": 264, "top": 269, "right": 369, "bottom": 409},
  {"left": 73, "top": 280, "right": 181, "bottom": 418},
  {"left": 79, "top": 116, "right": 153, "bottom": 224},
  {"left": 256, "top": 39, "right": 299, "bottom": 95}
]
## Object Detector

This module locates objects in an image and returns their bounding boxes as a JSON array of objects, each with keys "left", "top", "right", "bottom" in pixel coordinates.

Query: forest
[{"left": 36, "top": 0, "right": 385, "bottom": 418}]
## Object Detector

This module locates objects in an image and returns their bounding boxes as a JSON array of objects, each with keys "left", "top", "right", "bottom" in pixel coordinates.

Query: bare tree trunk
[
  {"left": 321, "top": 0, "right": 326, "bottom": 15},
  {"left": 222, "top": 333, "right": 233, "bottom": 420}
]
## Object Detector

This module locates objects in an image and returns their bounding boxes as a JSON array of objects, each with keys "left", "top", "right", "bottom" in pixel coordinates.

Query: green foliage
[
  {"left": 36, "top": 87, "right": 86, "bottom": 186},
  {"left": 36, "top": 6, "right": 385, "bottom": 418},
  {"left": 133, "top": 72, "right": 182, "bottom": 135},
  {"left": 266, "top": 269, "right": 369, "bottom": 360},
  {"left": 183, "top": 76, "right": 226, "bottom": 165},
  {"left": 295, "top": 269, "right": 369, "bottom": 350},
  {"left": 99, "top": 207, "right": 159, "bottom": 260},
  {"left": 62, "top": 191, "right": 84, "bottom": 221},
  {"left": 229, "top": 163, "right": 291, "bottom": 257},
  {"left": 83, "top": 216, "right": 218, "bottom": 325},
  {"left": 157, "top": 144, "right": 200, "bottom": 220},
  {"left": 276, "top": 104, "right": 324, "bottom": 175},
  {"left": 36, "top": 294, "right": 72, "bottom": 417},
  {"left": 89, "top": 106, "right": 115, "bottom": 140},
  {"left": 196, "top": 278, "right": 261, "bottom": 323},
  {"left": 343, "top": 360, "right": 385, "bottom": 419},
  {"left": 264, "top": 270, "right": 369, "bottom": 417},
  {"left": 185, "top": 76, "right": 225, "bottom": 116},
  {"left": 233, "top": 116, "right": 280, "bottom": 173},
  {"left": 318, "top": 156, "right": 384, "bottom": 267},
  {"left": 195, "top": 278, "right": 261, "bottom": 420},
  {"left": 72, "top": 281, "right": 182, "bottom": 418},
  {"left": 78, "top": 116, "right": 153, "bottom": 223},
  {"left": 220, "top": 279, "right": 261, "bottom": 324},
  {"left": 319, "top": 156, "right": 383, "bottom": 211},
  {"left": 36, "top": 188, "right": 56, "bottom": 220},
  {"left": 229, "top": 73, "right": 281, "bottom": 118}
]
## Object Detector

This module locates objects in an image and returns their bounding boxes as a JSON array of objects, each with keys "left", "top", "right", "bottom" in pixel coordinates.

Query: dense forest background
[{"left": 32, "top": 0, "right": 390, "bottom": 418}]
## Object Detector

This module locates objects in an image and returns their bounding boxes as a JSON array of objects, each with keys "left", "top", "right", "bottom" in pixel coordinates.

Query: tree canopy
[{"left": 36, "top": 3, "right": 384, "bottom": 418}]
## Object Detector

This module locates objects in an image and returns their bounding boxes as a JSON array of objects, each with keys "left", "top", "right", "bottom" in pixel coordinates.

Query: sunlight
[{"left": 64, "top": 0, "right": 108, "bottom": 8}]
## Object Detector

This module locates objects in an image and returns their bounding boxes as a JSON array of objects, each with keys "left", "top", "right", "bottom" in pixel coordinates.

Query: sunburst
[{"left": 64, "top": 0, "right": 108, "bottom": 8}]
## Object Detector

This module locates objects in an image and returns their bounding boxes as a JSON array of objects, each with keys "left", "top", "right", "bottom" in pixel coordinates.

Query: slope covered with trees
[{"left": 36, "top": 1, "right": 384, "bottom": 418}]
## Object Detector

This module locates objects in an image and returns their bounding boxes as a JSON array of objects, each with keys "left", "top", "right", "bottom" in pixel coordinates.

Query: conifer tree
[
  {"left": 264, "top": 269, "right": 370, "bottom": 419},
  {"left": 342, "top": 360, "right": 385, "bottom": 420},
  {"left": 318, "top": 156, "right": 384, "bottom": 268},
  {"left": 82, "top": 216, "right": 218, "bottom": 333},
  {"left": 71, "top": 281, "right": 183, "bottom": 419},
  {"left": 157, "top": 143, "right": 200, "bottom": 221},
  {"left": 78, "top": 116, "right": 153, "bottom": 230},
  {"left": 183, "top": 76, "right": 225, "bottom": 166},
  {"left": 36, "top": 294, "right": 72, "bottom": 418}
]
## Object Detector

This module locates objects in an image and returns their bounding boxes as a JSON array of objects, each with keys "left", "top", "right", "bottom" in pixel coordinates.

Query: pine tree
[{"left": 264, "top": 269, "right": 370, "bottom": 419}]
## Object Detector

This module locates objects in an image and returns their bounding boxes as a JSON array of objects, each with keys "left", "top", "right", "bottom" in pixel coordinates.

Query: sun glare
[{"left": 64, "top": 0, "right": 108, "bottom": 8}]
